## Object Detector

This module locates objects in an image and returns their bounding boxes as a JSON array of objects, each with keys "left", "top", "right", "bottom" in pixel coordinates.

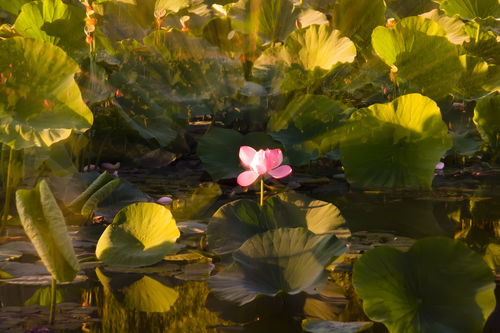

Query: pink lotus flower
[{"left": 237, "top": 146, "right": 292, "bottom": 187}]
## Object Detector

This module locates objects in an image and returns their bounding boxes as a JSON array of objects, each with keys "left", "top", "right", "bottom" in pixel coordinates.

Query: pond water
[{"left": 1, "top": 168, "right": 499, "bottom": 333}]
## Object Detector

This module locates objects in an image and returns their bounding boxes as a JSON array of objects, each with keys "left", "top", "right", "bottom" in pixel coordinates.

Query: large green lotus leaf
[
  {"left": 340, "top": 93, "right": 452, "bottom": 189},
  {"left": 207, "top": 191, "right": 348, "bottom": 255},
  {"left": 14, "top": 0, "right": 86, "bottom": 55},
  {"left": 96, "top": 268, "right": 178, "bottom": 312},
  {"left": 96, "top": 0, "right": 156, "bottom": 41},
  {"left": 15, "top": 179, "right": 79, "bottom": 282},
  {"left": 419, "top": 9, "right": 470, "bottom": 45},
  {"left": 96, "top": 203, "right": 180, "bottom": 267},
  {"left": 197, "top": 127, "right": 281, "bottom": 180},
  {"left": 0, "top": 0, "right": 32, "bottom": 14},
  {"left": 154, "top": 0, "right": 189, "bottom": 14},
  {"left": 301, "top": 319, "right": 373, "bottom": 333},
  {"left": 253, "top": 24, "right": 356, "bottom": 93},
  {"left": 385, "top": 0, "right": 438, "bottom": 17},
  {"left": 208, "top": 227, "right": 347, "bottom": 305},
  {"left": 268, "top": 94, "right": 348, "bottom": 165},
  {"left": 484, "top": 243, "right": 500, "bottom": 270},
  {"left": 455, "top": 55, "right": 499, "bottom": 100},
  {"left": 229, "top": 0, "right": 297, "bottom": 43},
  {"left": 463, "top": 21, "right": 500, "bottom": 64},
  {"left": 473, "top": 94, "right": 500, "bottom": 149},
  {"left": 332, "top": 0, "right": 386, "bottom": 49},
  {"left": 372, "top": 16, "right": 462, "bottom": 99},
  {"left": 0, "top": 37, "right": 93, "bottom": 149},
  {"left": 438, "top": 0, "right": 500, "bottom": 20},
  {"left": 352, "top": 237, "right": 496, "bottom": 333}
]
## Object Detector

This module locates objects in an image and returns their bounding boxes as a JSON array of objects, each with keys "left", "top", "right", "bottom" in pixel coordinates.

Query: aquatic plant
[
  {"left": 208, "top": 227, "right": 346, "bottom": 305},
  {"left": 207, "top": 191, "right": 348, "bottom": 255},
  {"left": 96, "top": 202, "right": 180, "bottom": 267},
  {"left": 352, "top": 237, "right": 496, "bottom": 333}
]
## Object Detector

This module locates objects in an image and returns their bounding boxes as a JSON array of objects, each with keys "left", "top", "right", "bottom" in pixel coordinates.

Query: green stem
[
  {"left": 1, "top": 147, "right": 14, "bottom": 228},
  {"left": 49, "top": 278, "right": 57, "bottom": 325},
  {"left": 259, "top": 179, "right": 264, "bottom": 207}
]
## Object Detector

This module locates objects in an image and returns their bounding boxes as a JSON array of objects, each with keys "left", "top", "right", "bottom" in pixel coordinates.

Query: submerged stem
[
  {"left": 49, "top": 278, "right": 57, "bottom": 325},
  {"left": 260, "top": 179, "right": 264, "bottom": 207}
]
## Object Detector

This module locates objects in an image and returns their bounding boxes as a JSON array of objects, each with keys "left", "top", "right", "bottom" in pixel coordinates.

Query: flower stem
[
  {"left": 259, "top": 179, "right": 264, "bottom": 207},
  {"left": 49, "top": 278, "right": 57, "bottom": 325}
]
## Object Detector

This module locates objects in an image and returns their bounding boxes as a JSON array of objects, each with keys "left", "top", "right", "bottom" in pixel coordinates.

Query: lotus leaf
[
  {"left": 0, "top": 37, "right": 93, "bottom": 149},
  {"left": 463, "top": 21, "right": 500, "bottom": 64},
  {"left": 154, "top": 0, "right": 189, "bottom": 14},
  {"left": 301, "top": 319, "right": 373, "bottom": 333},
  {"left": 96, "top": 268, "right": 178, "bottom": 312},
  {"left": 473, "top": 94, "right": 500, "bottom": 150},
  {"left": 385, "top": 0, "right": 438, "bottom": 17},
  {"left": 340, "top": 93, "right": 452, "bottom": 189},
  {"left": 353, "top": 237, "right": 496, "bottom": 333},
  {"left": 254, "top": 24, "right": 356, "bottom": 93},
  {"left": 332, "top": 0, "right": 386, "bottom": 49},
  {"left": 207, "top": 191, "right": 348, "bottom": 255},
  {"left": 372, "top": 16, "right": 462, "bottom": 99},
  {"left": 96, "top": 203, "right": 180, "bottom": 267},
  {"left": 484, "top": 243, "right": 500, "bottom": 270},
  {"left": 14, "top": 0, "right": 86, "bottom": 55},
  {"left": 438, "top": 0, "right": 500, "bottom": 20},
  {"left": 208, "top": 227, "right": 347, "bottom": 305},
  {"left": 419, "top": 9, "right": 470, "bottom": 45},
  {"left": 15, "top": 179, "right": 79, "bottom": 282},
  {"left": 268, "top": 94, "right": 348, "bottom": 165},
  {"left": 455, "top": 55, "right": 499, "bottom": 100},
  {"left": 69, "top": 171, "right": 118, "bottom": 214},
  {"left": 229, "top": 0, "right": 298, "bottom": 43},
  {"left": 197, "top": 127, "right": 281, "bottom": 180},
  {"left": 0, "top": 0, "right": 32, "bottom": 14}
]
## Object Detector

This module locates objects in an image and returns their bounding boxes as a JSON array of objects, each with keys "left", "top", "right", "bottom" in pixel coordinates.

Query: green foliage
[
  {"left": 332, "top": 0, "right": 386, "bottom": 49},
  {"left": 419, "top": 9, "right": 470, "bottom": 45},
  {"left": 208, "top": 227, "right": 347, "bottom": 305},
  {"left": 438, "top": 0, "right": 500, "bottom": 20},
  {"left": 15, "top": 179, "right": 79, "bottom": 282},
  {"left": 385, "top": 0, "right": 438, "bottom": 18},
  {"left": 96, "top": 203, "right": 180, "bottom": 267},
  {"left": 0, "top": 0, "right": 32, "bottom": 14},
  {"left": 69, "top": 171, "right": 120, "bottom": 217},
  {"left": 197, "top": 127, "right": 280, "bottom": 180},
  {"left": 340, "top": 93, "right": 452, "bottom": 189},
  {"left": 268, "top": 94, "right": 349, "bottom": 165},
  {"left": 473, "top": 94, "right": 500, "bottom": 150},
  {"left": 353, "top": 237, "right": 496, "bottom": 333},
  {"left": 254, "top": 24, "right": 356, "bottom": 93},
  {"left": 207, "top": 191, "right": 348, "bottom": 255},
  {"left": 372, "top": 16, "right": 462, "bottom": 99},
  {"left": 455, "top": 55, "right": 499, "bottom": 100},
  {"left": 14, "top": 0, "right": 86, "bottom": 56},
  {"left": 0, "top": 37, "right": 93, "bottom": 149}
]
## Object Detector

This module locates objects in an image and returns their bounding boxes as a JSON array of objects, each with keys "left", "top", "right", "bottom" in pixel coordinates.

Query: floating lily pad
[
  {"left": 16, "top": 180, "right": 80, "bottom": 282},
  {"left": 372, "top": 16, "right": 462, "bottom": 99},
  {"left": 302, "top": 318, "right": 373, "bottom": 333},
  {"left": 473, "top": 94, "right": 500, "bottom": 150},
  {"left": 208, "top": 227, "right": 347, "bottom": 305},
  {"left": 0, "top": 37, "right": 93, "bottom": 149},
  {"left": 96, "top": 268, "right": 178, "bottom": 312},
  {"left": 197, "top": 127, "right": 281, "bottom": 180},
  {"left": 353, "top": 237, "right": 496, "bottom": 333},
  {"left": 96, "top": 203, "right": 180, "bottom": 267},
  {"left": 340, "top": 93, "right": 452, "bottom": 189},
  {"left": 208, "top": 191, "right": 348, "bottom": 255}
]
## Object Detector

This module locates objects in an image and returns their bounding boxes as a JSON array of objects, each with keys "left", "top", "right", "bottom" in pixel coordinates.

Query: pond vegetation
[{"left": 0, "top": 0, "right": 499, "bottom": 332}]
